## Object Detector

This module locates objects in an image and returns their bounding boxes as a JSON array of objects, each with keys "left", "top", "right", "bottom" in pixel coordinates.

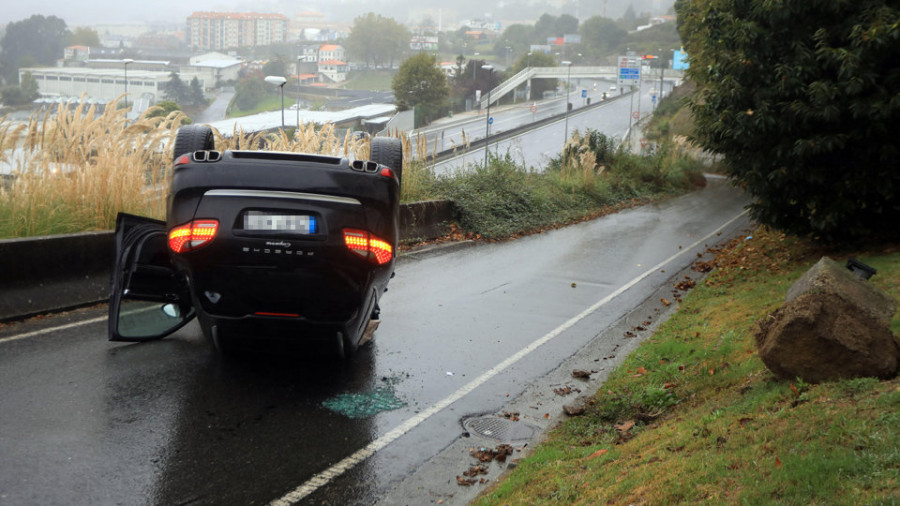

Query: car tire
[
  {"left": 173, "top": 124, "right": 215, "bottom": 161},
  {"left": 335, "top": 331, "right": 350, "bottom": 360},
  {"left": 370, "top": 137, "right": 403, "bottom": 184}
]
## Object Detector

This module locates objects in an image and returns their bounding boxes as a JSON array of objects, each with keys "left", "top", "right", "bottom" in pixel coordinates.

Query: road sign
[
  {"left": 632, "top": 111, "right": 640, "bottom": 119},
  {"left": 581, "top": 89, "right": 587, "bottom": 98},
  {"left": 488, "top": 117, "right": 494, "bottom": 125},
  {"left": 618, "top": 55, "right": 641, "bottom": 86},
  {"left": 530, "top": 104, "right": 537, "bottom": 113}
]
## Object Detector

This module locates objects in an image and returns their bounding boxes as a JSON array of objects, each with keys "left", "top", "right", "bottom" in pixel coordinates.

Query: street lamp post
[
  {"left": 122, "top": 59, "right": 134, "bottom": 112},
  {"left": 562, "top": 60, "right": 572, "bottom": 145},
  {"left": 481, "top": 64, "right": 493, "bottom": 167},
  {"left": 265, "top": 75, "right": 287, "bottom": 130},
  {"left": 296, "top": 56, "right": 304, "bottom": 129}
]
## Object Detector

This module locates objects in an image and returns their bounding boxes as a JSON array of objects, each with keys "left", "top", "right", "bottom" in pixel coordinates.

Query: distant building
[
  {"left": 187, "top": 12, "right": 289, "bottom": 51},
  {"left": 410, "top": 36, "right": 439, "bottom": 51},
  {"left": 317, "top": 44, "right": 345, "bottom": 63},
  {"left": 64, "top": 46, "right": 91, "bottom": 62},
  {"left": 20, "top": 65, "right": 171, "bottom": 105},
  {"left": 316, "top": 45, "right": 347, "bottom": 83},
  {"left": 182, "top": 53, "right": 243, "bottom": 88}
]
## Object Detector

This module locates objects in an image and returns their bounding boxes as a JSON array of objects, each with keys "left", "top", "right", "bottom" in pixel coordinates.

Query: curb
[{"left": 0, "top": 200, "right": 458, "bottom": 322}]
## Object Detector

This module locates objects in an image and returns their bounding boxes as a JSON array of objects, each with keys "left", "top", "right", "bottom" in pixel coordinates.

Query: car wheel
[
  {"left": 370, "top": 137, "right": 403, "bottom": 184},
  {"left": 173, "top": 124, "right": 215, "bottom": 161}
]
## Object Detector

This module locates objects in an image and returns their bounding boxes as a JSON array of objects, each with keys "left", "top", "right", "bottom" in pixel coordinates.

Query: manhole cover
[{"left": 463, "top": 416, "right": 537, "bottom": 443}]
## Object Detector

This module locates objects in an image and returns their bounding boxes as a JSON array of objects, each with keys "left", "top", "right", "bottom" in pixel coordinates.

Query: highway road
[
  {"left": 0, "top": 174, "right": 750, "bottom": 505},
  {"left": 418, "top": 79, "right": 671, "bottom": 175}
]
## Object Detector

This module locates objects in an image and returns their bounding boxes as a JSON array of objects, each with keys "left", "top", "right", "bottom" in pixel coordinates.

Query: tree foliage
[
  {"left": 580, "top": 16, "right": 627, "bottom": 60},
  {"left": 0, "top": 15, "right": 69, "bottom": 84},
  {"left": 345, "top": 13, "right": 410, "bottom": 69},
  {"left": 162, "top": 71, "right": 189, "bottom": 104},
  {"left": 234, "top": 71, "right": 266, "bottom": 111},
  {"left": 392, "top": 53, "right": 449, "bottom": 126},
  {"left": 262, "top": 57, "right": 286, "bottom": 78},
  {"left": 677, "top": 0, "right": 900, "bottom": 242},
  {"left": 68, "top": 27, "right": 100, "bottom": 48},
  {"left": 0, "top": 73, "right": 39, "bottom": 106}
]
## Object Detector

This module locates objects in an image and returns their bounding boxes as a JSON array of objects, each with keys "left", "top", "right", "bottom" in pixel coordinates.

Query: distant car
[
  {"left": 609, "top": 85, "right": 618, "bottom": 93},
  {"left": 108, "top": 125, "right": 403, "bottom": 359}
]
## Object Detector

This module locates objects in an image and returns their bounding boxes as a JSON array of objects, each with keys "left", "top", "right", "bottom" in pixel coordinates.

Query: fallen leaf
[
  {"left": 661, "top": 298, "right": 671, "bottom": 306},
  {"left": 708, "top": 368, "right": 715, "bottom": 375},
  {"left": 635, "top": 366, "right": 648, "bottom": 375},
  {"left": 544, "top": 413, "right": 550, "bottom": 419},
  {"left": 775, "top": 456, "right": 783, "bottom": 467},
  {"left": 615, "top": 420, "right": 635, "bottom": 433},
  {"left": 587, "top": 449, "right": 609, "bottom": 460},
  {"left": 790, "top": 384, "right": 799, "bottom": 397}
]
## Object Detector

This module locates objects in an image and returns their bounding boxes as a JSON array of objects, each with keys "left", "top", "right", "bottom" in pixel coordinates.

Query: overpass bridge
[{"left": 477, "top": 65, "right": 684, "bottom": 110}]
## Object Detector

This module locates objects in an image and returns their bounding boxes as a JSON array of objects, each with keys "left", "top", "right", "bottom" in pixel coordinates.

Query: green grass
[
  {"left": 342, "top": 70, "right": 395, "bottom": 91},
  {"left": 474, "top": 228, "right": 900, "bottom": 505},
  {"left": 400, "top": 129, "right": 706, "bottom": 242},
  {"left": 226, "top": 95, "right": 285, "bottom": 118}
]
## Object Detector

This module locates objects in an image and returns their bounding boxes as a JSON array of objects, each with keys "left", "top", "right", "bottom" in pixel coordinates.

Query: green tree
[
  {"left": 0, "top": 15, "right": 69, "bottom": 84},
  {"left": 0, "top": 71, "right": 40, "bottom": 105},
  {"left": 189, "top": 77, "right": 206, "bottom": 107},
  {"left": 262, "top": 57, "right": 286, "bottom": 78},
  {"left": 392, "top": 53, "right": 449, "bottom": 126},
  {"left": 579, "top": 16, "right": 627, "bottom": 60},
  {"left": 234, "top": 72, "right": 266, "bottom": 111},
  {"left": 67, "top": 27, "right": 100, "bottom": 47},
  {"left": 19, "top": 71, "right": 39, "bottom": 101},
  {"left": 162, "top": 71, "right": 189, "bottom": 104},
  {"left": 345, "top": 13, "right": 411, "bottom": 69},
  {"left": 677, "top": 0, "right": 900, "bottom": 242},
  {"left": 493, "top": 24, "right": 535, "bottom": 59}
]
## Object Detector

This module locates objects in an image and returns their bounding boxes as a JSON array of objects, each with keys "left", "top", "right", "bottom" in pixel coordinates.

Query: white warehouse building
[{"left": 19, "top": 66, "right": 173, "bottom": 105}]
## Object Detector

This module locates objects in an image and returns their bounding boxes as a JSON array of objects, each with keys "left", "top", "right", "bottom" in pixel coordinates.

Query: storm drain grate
[{"left": 463, "top": 416, "right": 537, "bottom": 443}]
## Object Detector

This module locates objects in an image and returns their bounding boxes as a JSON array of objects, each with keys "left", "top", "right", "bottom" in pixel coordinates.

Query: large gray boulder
[{"left": 755, "top": 257, "right": 899, "bottom": 383}]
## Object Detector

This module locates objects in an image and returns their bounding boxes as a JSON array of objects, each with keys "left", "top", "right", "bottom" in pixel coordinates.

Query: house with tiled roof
[{"left": 317, "top": 44, "right": 347, "bottom": 83}]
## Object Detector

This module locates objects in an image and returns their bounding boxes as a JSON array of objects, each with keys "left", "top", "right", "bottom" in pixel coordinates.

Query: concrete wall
[{"left": 0, "top": 201, "right": 456, "bottom": 322}]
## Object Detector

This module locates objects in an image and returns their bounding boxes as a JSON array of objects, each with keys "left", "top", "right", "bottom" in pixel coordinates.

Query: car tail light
[
  {"left": 169, "top": 220, "right": 219, "bottom": 253},
  {"left": 380, "top": 167, "right": 396, "bottom": 180},
  {"left": 343, "top": 229, "right": 393, "bottom": 265},
  {"left": 174, "top": 154, "right": 191, "bottom": 166}
]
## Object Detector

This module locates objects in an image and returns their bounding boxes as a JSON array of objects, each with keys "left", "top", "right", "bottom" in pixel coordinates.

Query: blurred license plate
[{"left": 243, "top": 211, "right": 316, "bottom": 233}]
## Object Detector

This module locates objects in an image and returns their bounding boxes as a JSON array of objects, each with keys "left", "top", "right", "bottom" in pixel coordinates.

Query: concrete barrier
[{"left": 0, "top": 200, "right": 457, "bottom": 321}]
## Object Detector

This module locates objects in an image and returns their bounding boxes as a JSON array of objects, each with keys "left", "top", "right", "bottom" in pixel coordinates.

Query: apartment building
[{"left": 187, "top": 12, "right": 289, "bottom": 51}]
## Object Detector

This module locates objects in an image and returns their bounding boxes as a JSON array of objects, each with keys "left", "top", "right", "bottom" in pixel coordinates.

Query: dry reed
[{"left": 0, "top": 98, "right": 431, "bottom": 239}]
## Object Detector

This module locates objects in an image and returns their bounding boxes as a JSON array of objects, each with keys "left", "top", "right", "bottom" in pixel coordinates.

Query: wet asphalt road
[{"left": 0, "top": 178, "right": 750, "bottom": 505}]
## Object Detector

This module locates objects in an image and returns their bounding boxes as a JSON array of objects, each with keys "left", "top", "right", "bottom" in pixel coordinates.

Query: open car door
[{"left": 108, "top": 213, "right": 195, "bottom": 341}]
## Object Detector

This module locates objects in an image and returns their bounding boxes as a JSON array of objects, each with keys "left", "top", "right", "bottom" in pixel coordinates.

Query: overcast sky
[
  {"left": 1, "top": 0, "right": 671, "bottom": 29},
  {"left": 1, "top": 0, "right": 267, "bottom": 26}
]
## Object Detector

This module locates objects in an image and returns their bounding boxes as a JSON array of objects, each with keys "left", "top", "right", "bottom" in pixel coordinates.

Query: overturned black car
[{"left": 108, "top": 125, "right": 403, "bottom": 358}]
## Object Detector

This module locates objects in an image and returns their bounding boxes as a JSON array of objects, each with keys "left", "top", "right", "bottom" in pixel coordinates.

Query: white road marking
[
  {"left": 0, "top": 315, "right": 107, "bottom": 344},
  {"left": 270, "top": 209, "right": 749, "bottom": 505}
]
